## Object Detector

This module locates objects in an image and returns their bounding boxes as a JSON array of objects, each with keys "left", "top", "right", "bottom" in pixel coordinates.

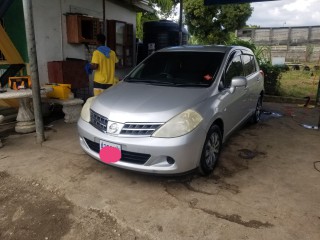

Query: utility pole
[
  {"left": 22, "top": 0, "right": 45, "bottom": 143},
  {"left": 103, "top": 0, "right": 106, "bottom": 36},
  {"left": 179, "top": 0, "right": 183, "bottom": 46}
]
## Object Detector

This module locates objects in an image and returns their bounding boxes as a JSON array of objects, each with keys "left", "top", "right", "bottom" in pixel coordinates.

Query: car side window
[
  {"left": 242, "top": 54, "right": 256, "bottom": 76},
  {"left": 223, "top": 55, "right": 243, "bottom": 88}
]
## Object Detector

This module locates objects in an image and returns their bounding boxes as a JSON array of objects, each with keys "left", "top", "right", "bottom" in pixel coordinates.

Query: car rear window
[{"left": 126, "top": 51, "right": 225, "bottom": 87}]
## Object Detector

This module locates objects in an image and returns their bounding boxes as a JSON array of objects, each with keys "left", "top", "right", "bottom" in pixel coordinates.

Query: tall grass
[{"left": 279, "top": 68, "right": 320, "bottom": 99}]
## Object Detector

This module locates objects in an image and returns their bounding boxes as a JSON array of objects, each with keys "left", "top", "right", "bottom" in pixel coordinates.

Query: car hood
[{"left": 91, "top": 82, "right": 209, "bottom": 123}]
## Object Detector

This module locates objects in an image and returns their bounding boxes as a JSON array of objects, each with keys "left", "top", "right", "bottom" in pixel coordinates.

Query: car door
[
  {"left": 218, "top": 51, "right": 248, "bottom": 137},
  {"left": 241, "top": 54, "right": 261, "bottom": 115}
]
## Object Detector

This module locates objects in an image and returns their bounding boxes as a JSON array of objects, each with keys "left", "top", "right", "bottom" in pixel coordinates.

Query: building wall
[
  {"left": 269, "top": 46, "right": 320, "bottom": 62},
  {"left": 32, "top": 0, "right": 137, "bottom": 84},
  {"left": 32, "top": 0, "right": 63, "bottom": 84},
  {"left": 105, "top": 1, "right": 136, "bottom": 26},
  {"left": 237, "top": 26, "right": 320, "bottom": 45},
  {"left": 237, "top": 26, "right": 320, "bottom": 63}
]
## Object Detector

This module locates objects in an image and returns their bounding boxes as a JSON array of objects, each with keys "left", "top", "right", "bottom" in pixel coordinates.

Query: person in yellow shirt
[{"left": 90, "top": 34, "right": 118, "bottom": 96}]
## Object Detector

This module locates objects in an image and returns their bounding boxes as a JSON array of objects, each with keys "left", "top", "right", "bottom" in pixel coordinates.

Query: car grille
[
  {"left": 90, "top": 110, "right": 108, "bottom": 132},
  {"left": 84, "top": 138, "right": 150, "bottom": 165},
  {"left": 90, "top": 109, "right": 162, "bottom": 136},
  {"left": 120, "top": 123, "right": 162, "bottom": 136}
]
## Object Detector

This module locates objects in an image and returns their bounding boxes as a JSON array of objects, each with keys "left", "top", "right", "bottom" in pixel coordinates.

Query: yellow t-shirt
[{"left": 91, "top": 49, "right": 118, "bottom": 85}]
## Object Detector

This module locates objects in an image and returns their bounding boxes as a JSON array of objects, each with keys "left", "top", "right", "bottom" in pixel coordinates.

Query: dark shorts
[{"left": 93, "top": 82, "right": 113, "bottom": 89}]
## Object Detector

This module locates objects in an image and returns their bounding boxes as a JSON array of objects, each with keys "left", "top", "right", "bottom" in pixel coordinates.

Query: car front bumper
[{"left": 77, "top": 118, "right": 207, "bottom": 174}]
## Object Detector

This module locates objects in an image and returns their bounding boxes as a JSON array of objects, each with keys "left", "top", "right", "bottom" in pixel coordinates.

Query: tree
[
  {"left": 246, "top": 24, "right": 260, "bottom": 28},
  {"left": 136, "top": 0, "right": 178, "bottom": 40},
  {"left": 136, "top": 12, "right": 158, "bottom": 40},
  {"left": 149, "top": 0, "right": 178, "bottom": 13},
  {"left": 184, "top": 0, "right": 252, "bottom": 44}
]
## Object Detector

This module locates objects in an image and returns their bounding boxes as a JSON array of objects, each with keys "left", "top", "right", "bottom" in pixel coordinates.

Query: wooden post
[
  {"left": 103, "top": 0, "right": 106, "bottom": 37},
  {"left": 316, "top": 77, "right": 320, "bottom": 129},
  {"left": 316, "top": 76, "right": 320, "bottom": 106}
]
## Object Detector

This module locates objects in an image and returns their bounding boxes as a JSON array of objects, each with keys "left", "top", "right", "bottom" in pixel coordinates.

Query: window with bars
[{"left": 107, "top": 20, "right": 134, "bottom": 68}]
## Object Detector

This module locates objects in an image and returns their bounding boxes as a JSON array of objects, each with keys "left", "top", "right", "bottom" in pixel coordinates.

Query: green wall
[{"left": 3, "top": 0, "right": 28, "bottom": 62}]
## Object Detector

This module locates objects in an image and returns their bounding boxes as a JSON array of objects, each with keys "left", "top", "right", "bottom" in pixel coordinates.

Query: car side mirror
[{"left": 230, "top": 76, "right": 247, "bottom": 93}]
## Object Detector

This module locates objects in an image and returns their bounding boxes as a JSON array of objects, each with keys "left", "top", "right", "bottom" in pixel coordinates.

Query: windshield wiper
[
  {"left": 125, "top": 78, "right": 151, "bottom": 83},
  {"left": 174, "top": 83, "right": 210, "bottom": 87},
  {"left": 126, "top": 78, "right": 175, "bottom": 86}
]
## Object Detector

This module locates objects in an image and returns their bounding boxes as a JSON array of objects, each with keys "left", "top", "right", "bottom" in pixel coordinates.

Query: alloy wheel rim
[
  {"left": 205, "top": 132, "right": 220, "bottom": 168},
  {"left": 256, "top": 99, "right": 262, "bottom": 121}
]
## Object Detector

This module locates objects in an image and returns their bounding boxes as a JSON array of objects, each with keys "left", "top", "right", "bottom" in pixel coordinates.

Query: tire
[
  {"left": 252, "top": 95, "right": 263, "bottom": 124},
  {"left": 198, "top": 125, "right": 222, "bottom": 176}
]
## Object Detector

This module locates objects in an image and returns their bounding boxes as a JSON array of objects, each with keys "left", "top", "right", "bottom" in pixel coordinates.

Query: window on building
[{"left": 107, "top": 20, "right": 134, "bottom": 68}]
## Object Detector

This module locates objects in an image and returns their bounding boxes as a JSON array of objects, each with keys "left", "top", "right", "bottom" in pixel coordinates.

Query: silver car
[{"left": 78, "top": 45, "right": 264, "bottom": 175}]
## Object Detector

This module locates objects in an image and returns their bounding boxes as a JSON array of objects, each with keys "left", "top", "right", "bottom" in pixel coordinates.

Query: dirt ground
[{"left": 0, "top": 102, "right": 319, "bottom": 240}]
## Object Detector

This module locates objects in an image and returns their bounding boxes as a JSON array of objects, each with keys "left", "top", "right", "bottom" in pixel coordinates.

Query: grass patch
[{"left": 279, "top": 68, "right": 320, "bottom": 99}]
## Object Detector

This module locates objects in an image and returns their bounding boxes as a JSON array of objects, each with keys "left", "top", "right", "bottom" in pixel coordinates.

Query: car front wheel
[{"left": 198, "top": 125, "right": 222, "bottom": 176}]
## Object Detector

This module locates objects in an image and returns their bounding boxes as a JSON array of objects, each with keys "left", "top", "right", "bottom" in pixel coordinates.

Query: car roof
[{"left": 158, "top": 45, "right": 253, "bottom": 54}]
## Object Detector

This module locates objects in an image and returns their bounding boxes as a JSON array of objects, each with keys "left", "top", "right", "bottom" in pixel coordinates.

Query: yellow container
[{"left": 46, "top": 84, "right": 71, "bottom": 100}]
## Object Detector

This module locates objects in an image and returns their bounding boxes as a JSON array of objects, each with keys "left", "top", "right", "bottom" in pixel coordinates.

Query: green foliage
[
  {"left": 227, "top": 37, "right": 271, "bottom": 64},
  {"left": 245, "top": 25, "right": 260, "bottom": 28},
  {"left": 184, "top": 0, "right": 252, "bottom": 44},
  {"left": 136, "top": 12, "right": 159, "bottom": 40},
  {"left": 136, "top": 0, "right": 178, "bottom": 40},
  {"left": 149, "top": 0, "right": 177, "bottom": 13},
  {"left": 305, "top": 44, "right": 314, "bottom": 62},
  {"left": 260, "top": 62, "right": 282, "bottom": 96},
  {"left": 280, "top": 67, "right": 320, "bottom": 98},
  {"left": 227, "top": 38, "right": 256, "bottom": 52},
  {"left": 254, "top": 45, "right": 271, "bottom": 64},
  {"left": 136, "top": 12, "right": 143, "bottom": 40}
]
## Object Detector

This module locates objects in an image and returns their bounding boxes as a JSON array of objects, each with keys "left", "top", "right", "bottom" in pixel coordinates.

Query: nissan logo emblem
[{"left": 109, "top": 123, "right": 118, "bottom": 133}]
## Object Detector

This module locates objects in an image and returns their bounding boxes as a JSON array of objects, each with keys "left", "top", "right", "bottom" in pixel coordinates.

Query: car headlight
[
  {"left": 152, "top": 109, "right": 203, "bottom": 138},
  {"left": 80, "top": 96, "right": 96, "bottom": 122}
]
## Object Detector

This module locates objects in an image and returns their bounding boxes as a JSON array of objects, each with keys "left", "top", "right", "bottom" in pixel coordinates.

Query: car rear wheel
[
  {"left": 252, "top": 95, "right": 263, "bottom": 123},
  {"left": 198, "top": 125, "right": 222, "bottom": 176}
]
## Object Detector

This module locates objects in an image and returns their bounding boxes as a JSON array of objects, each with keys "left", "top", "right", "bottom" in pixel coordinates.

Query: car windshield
[{"left": 125, "top": 51, "right": 225, "bottom": 87}]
